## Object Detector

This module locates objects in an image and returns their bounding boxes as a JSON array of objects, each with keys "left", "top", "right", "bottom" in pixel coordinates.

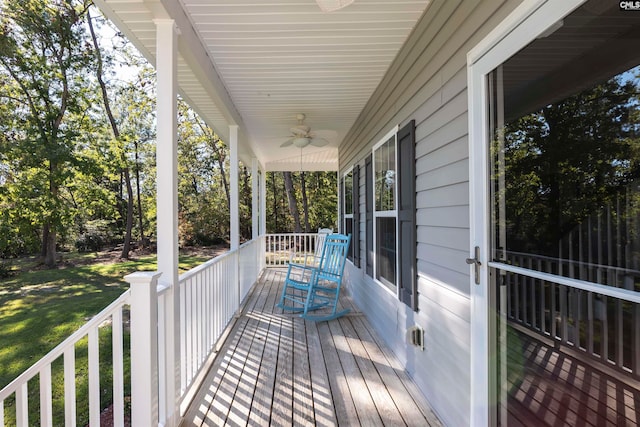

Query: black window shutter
[
  {"left": 397, "top": 120, "right": 417, "bottom": 311},
  {"left": 365, "top": 155, "right": 373, "bottom": 277},
  {"left": 352, "top": 165, "right": 360, "bottom": 267}
]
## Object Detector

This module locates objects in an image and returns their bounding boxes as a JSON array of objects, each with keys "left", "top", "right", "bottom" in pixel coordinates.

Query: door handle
[{"left": 466, "top": 246, "right": 481, "bottom": 285}]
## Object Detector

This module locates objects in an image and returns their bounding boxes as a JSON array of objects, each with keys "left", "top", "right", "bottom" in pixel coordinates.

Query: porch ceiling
[{"left": 93, "top": 0, "right": 430, "bottom": 171}]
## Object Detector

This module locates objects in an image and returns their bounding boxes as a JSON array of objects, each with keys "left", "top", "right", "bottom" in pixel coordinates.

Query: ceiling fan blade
[
  {"left": 310, "top": 137, "right": 329, "bottom": 147},
  {"left": 310, "top": 129, "right": 337, "bottom": 141},
  {"left": 316, "top": 0, "right": 354, "bottom": 12},
  {"left": 280, "top": 138, "right": 294, "bottom": 147}
]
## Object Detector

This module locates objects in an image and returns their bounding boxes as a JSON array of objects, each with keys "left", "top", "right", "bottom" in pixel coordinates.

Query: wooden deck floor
[{"left": 181, "top": 268, "right": 442, "bottom": 427}]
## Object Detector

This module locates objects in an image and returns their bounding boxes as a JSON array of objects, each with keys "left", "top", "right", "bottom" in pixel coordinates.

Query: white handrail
[
  {"left": 265, "top": 232, "right": 319, "bottom": 266},
  {"left": 0, "top": 290, "right": 131, "bottom": 402},
  {"left": 1, "top": 234, "right": 294, "bottom": 427},
  {"left": 490, "top": 261, "right": 640, "bottom": 304},
  {"left": 175, "top": 236, "right": 265, "bottom": 415},
  {"left": 0, "top": 290, "right": 131, "bottom": 426},
  {"left": 494, "top": 251, "right": 640, "bottom": 378}
]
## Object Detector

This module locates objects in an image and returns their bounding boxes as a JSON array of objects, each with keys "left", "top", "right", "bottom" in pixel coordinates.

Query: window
[
  {"left": 373, "top": 128, "right": 398, "bottom": 291},
  {"left": 368, "top": 122, "right": 416, "bottom": 306}
]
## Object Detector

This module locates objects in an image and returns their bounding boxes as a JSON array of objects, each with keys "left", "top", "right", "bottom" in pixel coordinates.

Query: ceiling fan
[
  {"left": 280, "top": 113, "right": 334, "bottom": 148},
  {"left": 315, "top": 0, "right": 354, "bottom": 13}
]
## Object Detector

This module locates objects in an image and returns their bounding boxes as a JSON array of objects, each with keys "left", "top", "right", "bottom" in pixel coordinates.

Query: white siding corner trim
[{"left": 466, "top": 0, "right": 587, "bottom": 425}]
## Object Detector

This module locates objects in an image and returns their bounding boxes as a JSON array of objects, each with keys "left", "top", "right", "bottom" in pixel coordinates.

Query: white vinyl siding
[{"left": 338, "top": 0, "right": 524, "bottom": 426}]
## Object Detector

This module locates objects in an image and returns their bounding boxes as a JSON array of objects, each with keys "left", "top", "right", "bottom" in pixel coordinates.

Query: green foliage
[
  {"left": 177, "top": 100, "right": 235, "bottom": 244},
  {"left": 266, "top": 171, "right": 337, "bottom": 233},
  {"left": 498, "top": 71, "right": 640, "bottom": 255},
  {"left": 0, "top": 0, "right": 97, "bottom": 264},
  {"left": 0, "top": 0, "right": 339, "bottom": 263},
  {"left": 0, "top": 253, "right": 210, "bottom": 425}
]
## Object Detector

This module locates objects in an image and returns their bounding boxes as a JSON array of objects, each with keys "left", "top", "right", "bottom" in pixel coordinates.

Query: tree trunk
[
  {"left": 300, "top": 172, "right": 310, "bottom": 232},
  {"left": 41, "top": 223, "right": 49, "bottom": 258},
  {"left": 271, "top": 172, "right": 278, "bottom": 232},
  {"left": 283, "top": 171, "right": 301, "bottom": 232},
  {"left": 213, "top": 143, "right": 230, "bottom": 211},
  {"left": 134, "top": 140, "right": 145, "bottom": 245},
  {"left": 43, "top": 161, "right": 58, "bottom": 267},
  {"left": 121, "top": 168, "right": 134, "bottom": 258},
  {"left": 44, "top": 225, "right": 57, "bottom": 267},
  {"left": 88, "top": 10, "right": 133, "bottom": 258}
]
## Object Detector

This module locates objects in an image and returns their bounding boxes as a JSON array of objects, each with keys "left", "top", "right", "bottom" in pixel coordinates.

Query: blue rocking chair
[{"left": 276, "top": 233, "right": 351, "bottom": 321}]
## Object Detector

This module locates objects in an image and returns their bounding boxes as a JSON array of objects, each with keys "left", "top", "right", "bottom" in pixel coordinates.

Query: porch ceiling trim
[{"left": 93, "top": 0, "right": 431, "bottom": 171}]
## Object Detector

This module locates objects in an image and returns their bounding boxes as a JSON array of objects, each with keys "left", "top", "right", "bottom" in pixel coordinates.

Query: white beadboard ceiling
[{"left": 95, "top": 0, "right": 430, "bottom": 171}]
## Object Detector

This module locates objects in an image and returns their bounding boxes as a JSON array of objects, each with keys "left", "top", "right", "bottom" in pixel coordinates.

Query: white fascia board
[{"left": 157, "top": 0, "right": 245, "bottom": 127}]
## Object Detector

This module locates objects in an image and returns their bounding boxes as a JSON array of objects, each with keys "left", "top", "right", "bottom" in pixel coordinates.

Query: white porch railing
[
  {"left": 0, "top": 237, "right": 265, "bottom": 427},
  {"left": 501, "top": 251, "right": 640, "bottom": 379},
  {"left": 0, "top": 234, "right": 293, "bottom": 426},
  {"left": 0, "top": 289, "right": 133, "bottom": 426},
  {"left": 175, "top": 237, "right": 264, "bottom": 411},
  {"left": 264, "top": 232, "right": 321, "bottom": 267}
]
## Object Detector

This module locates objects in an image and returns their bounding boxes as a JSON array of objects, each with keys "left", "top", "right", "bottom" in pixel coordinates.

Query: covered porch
[
  {"left": 0, "top": 234, "right": 441, "bottom": 426},
  {"left": 182, "top": 268, "right": 441, "bottom": 426}
]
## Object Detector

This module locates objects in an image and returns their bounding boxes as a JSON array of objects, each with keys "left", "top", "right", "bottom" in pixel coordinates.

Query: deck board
[
  {"left": 247, "top": 274, "right": 282, "bottom": 426},
  {"left": 181, "top": 268, "right": 441, "bottom": 427}
]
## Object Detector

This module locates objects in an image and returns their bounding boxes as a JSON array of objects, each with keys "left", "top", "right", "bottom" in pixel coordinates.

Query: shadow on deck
[
  {"left": 504, "top": 326, "right": 640, "bottom": 426},
  {"left": 181, "top": 268, "right": 442, "bottom": 426}
]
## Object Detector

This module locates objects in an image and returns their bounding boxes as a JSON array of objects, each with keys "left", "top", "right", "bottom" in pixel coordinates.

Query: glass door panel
[{"left": 488, "top": 2, "right": 640, "bottom": 424}]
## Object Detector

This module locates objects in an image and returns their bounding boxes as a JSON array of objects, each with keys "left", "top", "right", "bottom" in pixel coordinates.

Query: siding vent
[{"left": 407, "top": 326, "right": 424, "bottom": 351}]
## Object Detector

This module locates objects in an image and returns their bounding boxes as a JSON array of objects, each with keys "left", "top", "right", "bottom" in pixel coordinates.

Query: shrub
[
  {"left": 0, "top": 261, "right": 12, "bottom": 279},
  {"left": 75, "top": 232, "right": 105, "bottom": 252}
]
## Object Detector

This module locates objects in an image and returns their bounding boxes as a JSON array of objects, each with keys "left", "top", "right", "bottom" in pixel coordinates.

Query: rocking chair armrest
[
  {"left": 287, "top": 262, "right": 319, "bottom": 274},
  {"left": 302, "top": 253, "right": 322, "bottom": 267}
]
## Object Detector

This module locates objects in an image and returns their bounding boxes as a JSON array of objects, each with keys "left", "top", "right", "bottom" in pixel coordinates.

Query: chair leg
[
  {"left": 277, "top": 266, "right": 315, "bottom": 312},
  {"left": 300, "top": 283, "right": 350, "bottom": 321}
]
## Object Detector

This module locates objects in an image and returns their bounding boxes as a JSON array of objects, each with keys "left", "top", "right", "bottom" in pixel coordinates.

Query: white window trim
[
  {"left": 343, "top": 166, "right": 354, "bottom": 218},
  {"left": 372, "top": 125, "right": 399, "bottom": 296},
  {"left": 466, "top": 0, "right": 586, "bottom": 425},
  {"left": 343, "top": 166, "right": 355, "bottom": 264}
]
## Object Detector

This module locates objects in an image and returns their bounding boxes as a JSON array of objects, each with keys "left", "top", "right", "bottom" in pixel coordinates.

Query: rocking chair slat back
[{"left": 277, "top": 233, "right": 352, "bottom": 321}]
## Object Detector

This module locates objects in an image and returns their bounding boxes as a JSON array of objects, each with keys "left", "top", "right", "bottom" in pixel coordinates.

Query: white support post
[
  {"left": 154, "top": 18, "right": 180, "bottom": 427},
  {"left": 251, "top": 158, "right": 259, "bottom": 240},
  {"left": 260, "top": 169, "right": 266, "bottom": 237},
  {"left": 229, "top": 125, "right": 240, "bottom": 306},
  {"left": 230, "top": 125, "right": 240, "bottom": 250},
  {"left": 259, "top": 169, "right": 267, "bottom": 270},
  {"left": 126, "top": 271, "right": 162, "bottom": 427}
]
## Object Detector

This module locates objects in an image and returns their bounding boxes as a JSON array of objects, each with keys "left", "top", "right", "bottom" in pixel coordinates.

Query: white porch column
[
  {"left": 229, "top": 125, "right": 240, "bottom": 250},
  {"left": 260, "top": 169, "right": 267, "bottom": 269},
  {"left": 260, "top": 169, "right": 266, "bottom": 236},
  {"left": 251, "top": 158, "right": 259, "bottom": 239},
  {"left": 155, "top": 18, "right": 180, "bottom": 426}
]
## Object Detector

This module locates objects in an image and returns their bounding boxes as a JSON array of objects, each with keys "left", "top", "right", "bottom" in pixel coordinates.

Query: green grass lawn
[{"left": 0, "top": 252, "right": 213, "bottom": 425}]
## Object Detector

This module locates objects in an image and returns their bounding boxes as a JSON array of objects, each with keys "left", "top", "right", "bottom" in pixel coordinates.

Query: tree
[
  {"left": 0, "top": 0, "right": 94, "bottom": 266},
  {"left": 177, "top": 100, "right": 233, "bottom": 245},
  {"left": 501, "top": 74, "right": 640, "bottom": 256},
  {"left": 87, "top": 7, "right": 136, "bottom": 258},
  {"left": 265, "top": 171, "right": 337, "bottom": 233},
  {"left": 283, "top": 171, "right": 302, "bottom": 232}
]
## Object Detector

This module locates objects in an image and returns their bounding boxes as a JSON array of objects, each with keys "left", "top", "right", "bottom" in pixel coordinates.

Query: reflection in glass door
[{"left": 488, "top": 2, "right": 640, "bottom": 425}]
